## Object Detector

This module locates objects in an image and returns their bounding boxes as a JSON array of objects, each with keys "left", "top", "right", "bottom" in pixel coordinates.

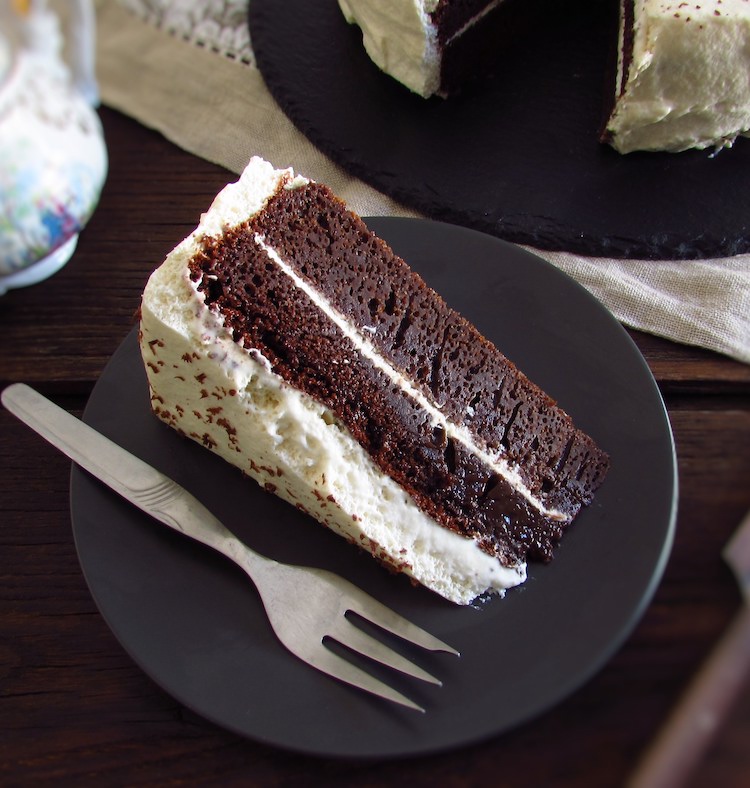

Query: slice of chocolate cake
[{"left": 139, "top": 157, "right": 609, "bottom": 604}]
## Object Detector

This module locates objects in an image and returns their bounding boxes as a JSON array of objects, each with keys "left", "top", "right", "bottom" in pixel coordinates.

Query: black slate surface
[{"left": 250, "top": 0, "right": 750, "bottom": 260}]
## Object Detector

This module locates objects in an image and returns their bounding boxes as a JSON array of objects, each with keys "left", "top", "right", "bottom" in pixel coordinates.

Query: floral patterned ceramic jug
[{"left": 0, "top": 0, "right": 107, "bottom": 294}]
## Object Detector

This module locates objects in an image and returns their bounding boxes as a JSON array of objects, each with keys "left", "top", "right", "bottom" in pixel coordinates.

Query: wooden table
[{"left": 2, "top": 108, "right": 749, "bottom": 787}]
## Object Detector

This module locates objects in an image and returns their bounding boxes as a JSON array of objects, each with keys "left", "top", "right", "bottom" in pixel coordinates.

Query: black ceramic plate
[
  {"left": 70, "top": 219, "right": 676, "bottom": 758},
  {"left": 250, "top": 0, "right": 750, "bottom": 260}
]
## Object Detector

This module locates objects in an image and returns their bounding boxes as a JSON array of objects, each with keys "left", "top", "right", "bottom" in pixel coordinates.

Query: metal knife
[{"left": 629, "top": 506, "right": 750, "bottom": 788}]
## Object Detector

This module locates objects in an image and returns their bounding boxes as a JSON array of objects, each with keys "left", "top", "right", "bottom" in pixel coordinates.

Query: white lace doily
[{"left": 119, "top": 0, "right": 255, "bottom": 66}]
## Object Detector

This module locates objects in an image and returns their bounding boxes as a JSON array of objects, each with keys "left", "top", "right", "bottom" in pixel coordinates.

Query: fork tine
[
  {"left": 305, "top": 642, "right": 426, "bottom": 712},
  {"left": 328, "top": 616, "right": 442, "bottom": 685},
  {"left": 334, "top": 578, "right": 460, "bottom": 656},
  {"left": 3, "top": 384, "right": 454, "bottom": 712}
]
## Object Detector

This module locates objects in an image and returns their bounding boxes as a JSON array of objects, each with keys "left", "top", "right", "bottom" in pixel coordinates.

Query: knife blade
[{"left": 629, "top": 506, "right": 750, "bottom": 788}]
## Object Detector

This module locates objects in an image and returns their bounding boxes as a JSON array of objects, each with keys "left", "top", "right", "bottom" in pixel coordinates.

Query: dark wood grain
[{"left": 1, "top": 108, "right": 749, "bottom": 787}]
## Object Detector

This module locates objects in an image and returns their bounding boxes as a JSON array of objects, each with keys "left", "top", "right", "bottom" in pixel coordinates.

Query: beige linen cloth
[{"left": 95, "top": 2, "right": 750, "bottom": 364}]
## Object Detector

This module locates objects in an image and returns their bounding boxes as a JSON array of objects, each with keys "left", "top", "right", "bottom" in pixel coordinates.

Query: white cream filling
[
  {"left": 141, "top": 245, "right": 526, "bottom": 605},
  {"left": 139, "top": 157, "right": 529, "bottom": 605},
  {"left": 446, "top": 0, "right": 503, "bottom": 45},
  {"left": 255, "top": 234, "right": 566, "bottom": 524}
]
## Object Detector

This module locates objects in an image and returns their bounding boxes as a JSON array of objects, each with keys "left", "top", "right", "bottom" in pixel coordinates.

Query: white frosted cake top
[
  {"left": 338, "top": 0, "right": 441, "bottom": 98},
  {"left": 608, "top": 0, "right": 750, "bottom": 152}
]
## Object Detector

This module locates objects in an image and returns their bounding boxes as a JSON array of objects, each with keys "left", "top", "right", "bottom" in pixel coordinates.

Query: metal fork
[{"left": 2, "top": 383, "right": 458, "bottom": 712}]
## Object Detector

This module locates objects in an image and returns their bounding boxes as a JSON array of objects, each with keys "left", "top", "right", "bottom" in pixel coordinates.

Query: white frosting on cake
[
  {"left": 338, "top": 0, "right": 502, "bottom": 98},
  {"left": 338, "top": 0, "right": 441, "bottom": 98},
  {"left": 140, "top": 157, "right": 527, "bottom": 605},
  {"left": 339, "top": 0, "right": 750, "bottom": 153},
  {"left": 606, "top": 0, "right": 750, "bottom": 153}
]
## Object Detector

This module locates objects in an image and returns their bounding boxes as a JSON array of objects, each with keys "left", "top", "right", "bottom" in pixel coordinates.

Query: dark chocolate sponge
[{"left": 188, "top": 181, "right": 609, "bottom": 566}]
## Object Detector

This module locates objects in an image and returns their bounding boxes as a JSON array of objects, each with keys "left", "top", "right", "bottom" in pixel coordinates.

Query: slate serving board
[{"left": 250, "top": 0, "right": 750, "bottom": 260}]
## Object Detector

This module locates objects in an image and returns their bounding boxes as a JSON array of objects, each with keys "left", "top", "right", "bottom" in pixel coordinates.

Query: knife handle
[
  {"left": 629, "top": 603, "right": 750, "bottom": 788},
  {"left": 1, "top": 383, "right": 271, "bottom": 573}
]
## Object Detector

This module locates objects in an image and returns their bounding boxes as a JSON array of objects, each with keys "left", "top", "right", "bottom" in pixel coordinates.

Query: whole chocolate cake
[
  {"left": 339, "top": 0, "right": 750, "bottom": 153},
  {"left": 139, "top": 157, "right": 609, "bottom": 604}
]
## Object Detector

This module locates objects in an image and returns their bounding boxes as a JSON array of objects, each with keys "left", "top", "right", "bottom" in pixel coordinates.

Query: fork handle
[{"left": 1, "top": 383, "right": 276, "bottom": 576}]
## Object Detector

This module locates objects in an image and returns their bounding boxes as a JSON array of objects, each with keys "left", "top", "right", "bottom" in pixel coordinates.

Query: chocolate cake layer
[
  {"left": 430, "top": 0, "right": 500, "bottom": 44},
  {"left": 188, "top": 181, "right": 609, "bottom": 565},
  {"left": 249, "top": 184, "right": 608, "bottom": 513},
  {"left": 432, "top": 0, "right": 535, "bottom": 97}
]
